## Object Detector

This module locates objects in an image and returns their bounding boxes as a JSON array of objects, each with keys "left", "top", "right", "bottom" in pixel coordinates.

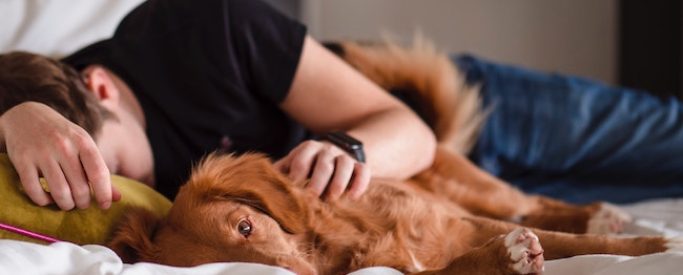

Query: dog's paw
[
  {"left": 587, "top": 203, "right": 632, "bottom": 234},
  {"left": 504, "top": 228, "right": 544, "bottom": 275},
  {"left": 666, "top": 236, "right": 683, "bottom": 252}
]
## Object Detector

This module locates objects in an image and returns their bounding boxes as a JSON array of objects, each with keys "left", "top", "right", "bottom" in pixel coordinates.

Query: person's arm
[
  {"left": 0, "top": 102, "right": 119, "bottom": 210},
  {"left": 275, "top": 36, "right": 437, "bottom": 200}
]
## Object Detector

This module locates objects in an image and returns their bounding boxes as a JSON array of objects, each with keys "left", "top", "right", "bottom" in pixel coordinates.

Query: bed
[
  {"left": 1, "top": 1, "right": 682, "bottom": 274},
  {"left": 0, "top": 198, "right": 681, "bottom": 275}
]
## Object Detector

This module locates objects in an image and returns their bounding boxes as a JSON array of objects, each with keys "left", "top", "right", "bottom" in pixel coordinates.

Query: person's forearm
[
  {"left": 347, "top": 106, "right": 436, "bottom": 180},
  {"left": 280, "top": 36, "right": 436, "bottom": 180}
]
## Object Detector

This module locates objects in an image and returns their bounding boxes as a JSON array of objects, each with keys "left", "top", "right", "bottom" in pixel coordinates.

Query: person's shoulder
[
  {"left": 224, "top": 0, "right": 271, "bottom": 11},
  {"left": 159, "top": 0, "right": 271, "bottom": 16},
  {"left": 112, "top": 0, "right": 229, "bottom": 37},
  {"left": 223, "top": 0, "right": 289, "bottom": 22},
  {"left": 140, "top": 0, "right": 275, "bottom": 25}
]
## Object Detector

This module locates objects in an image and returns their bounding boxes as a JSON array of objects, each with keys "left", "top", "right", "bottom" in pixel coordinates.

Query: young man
[
  {"left": 4, "top": 0, "right": 682, "bottom": 211},
  {"left": 0, "top": 0, "right": 437, "bottom": 211}
]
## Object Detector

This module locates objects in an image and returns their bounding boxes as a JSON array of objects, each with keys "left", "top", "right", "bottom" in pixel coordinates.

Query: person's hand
[
  {"left": 274, "top": 140, "right": 371, "bottom": 200},
  {"left": 0, "top": 102, "right": 121, "bottom": 210}
]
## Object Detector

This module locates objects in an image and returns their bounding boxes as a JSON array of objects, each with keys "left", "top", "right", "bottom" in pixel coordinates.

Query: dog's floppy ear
[
  {"left": 107, "top": 207, "right": 161, "bottom": 263},
  {"left": 188, "top": 153, "right": 309, "bottom": 234}
]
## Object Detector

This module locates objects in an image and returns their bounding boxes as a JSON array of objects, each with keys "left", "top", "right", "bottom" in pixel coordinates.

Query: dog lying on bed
[{"left": 107, "top": 41, "right": 681, "bottom": 274}]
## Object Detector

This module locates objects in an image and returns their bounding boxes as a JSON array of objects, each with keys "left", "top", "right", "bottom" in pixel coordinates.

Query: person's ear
[{"left": 82, "top": 65, "right": 120, "bottom": 108}]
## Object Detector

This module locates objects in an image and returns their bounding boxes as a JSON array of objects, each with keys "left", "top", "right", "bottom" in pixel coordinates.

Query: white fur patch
[
  {"left": 587, "top": 203, "right": 633, "bottom": 234},
  {"left": 406, "top": 250, "right": 425, "bottom": 272},
  {"left": 504, "top": 228, "right": 544, "bottom": 274},
  {"left": 666, "top": 236, "right": 683, "bottom": 252}
]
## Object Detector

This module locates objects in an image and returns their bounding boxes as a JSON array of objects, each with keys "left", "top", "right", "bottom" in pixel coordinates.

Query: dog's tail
[{"left": 327, "top": 38, "right": 485, "bottom": 154}]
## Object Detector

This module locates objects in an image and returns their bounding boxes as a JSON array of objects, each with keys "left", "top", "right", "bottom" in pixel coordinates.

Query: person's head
[
  {"left": 0, "top": 51, "right": 154, "bottom": 185},
  {"left": 0, "top": 51, "right": 113, "bottom": 135}
]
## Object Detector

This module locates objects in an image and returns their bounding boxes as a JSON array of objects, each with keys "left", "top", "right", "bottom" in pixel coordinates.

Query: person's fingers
[
  {"left": 111, "top": 185, "right": 122, "bottom": 202},
  {"left": 79, "top": 142, "right": 112, "bottom": 209},
  {"left": 59, "top": 153, "right": 92, "bottom": 209},
  {"left": 323, "top": 155, "right": 355, "bottom": 201},
  {"left": 13, "top": 159, "right": 52, "bottom": 206},
  {"left": 273, "top": 155, "right": 290, "bottom": 174},
  {"left": 40, "top": 159, "right": 75, "bottom": 210},
  {"left": 346, "top": 162, "right": 371, "bottom": 200},
  {"left": 287, "top": 141, "right": 321, "bottom": 182},
  {"left": 307, "top": 150, "right": 336, "bottom": 196}
]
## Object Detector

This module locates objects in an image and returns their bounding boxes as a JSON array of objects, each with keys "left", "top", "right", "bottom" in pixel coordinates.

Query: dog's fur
[{"left": 107, "top": 41, "right": 679, "bottom": 275}]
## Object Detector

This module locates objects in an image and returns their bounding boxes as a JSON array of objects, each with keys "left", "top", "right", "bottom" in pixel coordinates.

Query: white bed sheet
[
  {"left": 0, "top": 0, "right": 145, "bottom": 58},
  {"left": 0, "top": 198, "right": 681, "bottom": 275}
]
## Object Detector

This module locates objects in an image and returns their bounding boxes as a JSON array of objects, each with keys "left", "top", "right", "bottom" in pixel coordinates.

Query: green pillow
[{"left": 0, "top": 154, "right": 171, "bottom": 245}]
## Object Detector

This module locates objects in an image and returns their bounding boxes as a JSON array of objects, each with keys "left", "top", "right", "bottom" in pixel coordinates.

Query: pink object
[{"left": 0, "top": 222, "right": 61, "bottom": 243}]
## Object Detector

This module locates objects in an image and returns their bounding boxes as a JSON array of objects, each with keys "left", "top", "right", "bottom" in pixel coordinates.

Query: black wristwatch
[{"left": 322, "top": 131, "right": 366, "bottom": 163}]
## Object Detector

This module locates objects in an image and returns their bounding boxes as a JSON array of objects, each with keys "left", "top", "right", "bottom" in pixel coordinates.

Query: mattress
[{"left": 0, "top": 198, "right": 681, "bottom": 275}]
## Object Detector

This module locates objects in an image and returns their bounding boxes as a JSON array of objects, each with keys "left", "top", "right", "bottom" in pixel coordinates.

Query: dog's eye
[{"left": 237, "top": 219, "right": 252, "bottom": 237}]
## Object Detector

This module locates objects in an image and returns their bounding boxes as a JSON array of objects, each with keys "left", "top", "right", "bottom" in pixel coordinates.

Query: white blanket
[
  {"left": 1, "top": 198, "right": 681, "bottom": 275},
  {"left": 0, "top": 0, "right": 144, "bottom": 58}
]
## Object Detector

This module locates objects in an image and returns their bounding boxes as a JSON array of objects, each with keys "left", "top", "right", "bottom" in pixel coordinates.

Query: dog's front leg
[
  {"left": 460, "top": 216, "right": 673, "bottom": 260},
  {"left": 412, "top": 227, "right": 545, "bottom": 275},
  {"left": 412, "top": 215, "right": 677, "bottom": 275}
]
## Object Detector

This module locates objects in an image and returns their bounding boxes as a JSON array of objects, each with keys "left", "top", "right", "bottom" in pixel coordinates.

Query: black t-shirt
[{"left": 63, "top": 0, "right": 309, "bottom": 199}]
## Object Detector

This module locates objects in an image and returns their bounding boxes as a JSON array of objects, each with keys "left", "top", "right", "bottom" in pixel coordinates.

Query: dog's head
[{"left": 107, "top": 153, "right": 317, "bottom": 275}]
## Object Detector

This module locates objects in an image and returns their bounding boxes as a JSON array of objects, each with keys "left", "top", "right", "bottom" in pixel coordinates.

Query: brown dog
[{"left": 107, "top": 41, "right": 680, "bottom": 274}]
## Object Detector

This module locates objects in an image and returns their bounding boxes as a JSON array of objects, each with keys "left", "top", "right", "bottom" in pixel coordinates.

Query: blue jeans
[{"left": 454, "top": 55, "right": 683, "bottom": 204}]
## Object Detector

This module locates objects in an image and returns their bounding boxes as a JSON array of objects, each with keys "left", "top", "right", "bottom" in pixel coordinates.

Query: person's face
[
  {"left": 83, "top": 65, "right": 155, "bottom": 186},
  {"left": 95, "top": 107, "right": 155, "bottom": 186}
]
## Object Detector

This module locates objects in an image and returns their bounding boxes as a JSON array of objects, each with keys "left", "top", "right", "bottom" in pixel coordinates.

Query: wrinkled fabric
[
  {"left": 1, "top": 198, "right": 682, "bottom": 275},
  {"left": 455, "top": 54, "right": 683, "bottom": 203}
]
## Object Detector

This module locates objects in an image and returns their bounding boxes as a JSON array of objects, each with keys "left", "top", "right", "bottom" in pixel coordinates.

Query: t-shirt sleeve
[{"left": 226, "top": 0, "right": 307, "bottom": 104}]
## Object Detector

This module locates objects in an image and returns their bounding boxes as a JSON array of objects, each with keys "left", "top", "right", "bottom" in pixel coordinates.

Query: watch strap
[{"left": 322, "top": 131, "right": 366, "bottom": 163}]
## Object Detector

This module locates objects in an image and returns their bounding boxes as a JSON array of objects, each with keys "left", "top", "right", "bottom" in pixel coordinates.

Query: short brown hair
[{"left": 0, "top": 51, "right": 114, "bottom": 136}]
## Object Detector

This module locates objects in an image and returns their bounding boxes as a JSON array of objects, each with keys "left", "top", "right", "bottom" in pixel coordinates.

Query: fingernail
[{"left": 100, "top": 201, "right": 111, "bottom": 209}]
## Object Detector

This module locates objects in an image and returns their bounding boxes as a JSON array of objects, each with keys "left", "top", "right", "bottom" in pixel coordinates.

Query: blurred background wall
[
  {"left": 303, "top": 0, "right": 617, "bottom": 85},
  {"left": 264, "top": 0, "right": 682, "bottom": 97},
  {"left": 267, "top": 0, "right": 617, "bottom": 84}
]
